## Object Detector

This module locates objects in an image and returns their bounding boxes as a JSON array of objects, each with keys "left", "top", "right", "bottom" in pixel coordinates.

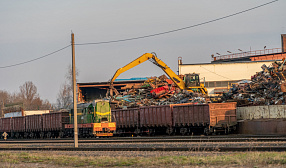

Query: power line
[
  {"left": 0, "top": 0, "right": 278, "bottom": 69},
  {"left": 200, "top": 66, "right": 232, "bottom": 80},
  {"left": 75, "top": 0, "right": 278, "bottom": 46},
  {"left": 0, "top": 45, "right": 71, "bottom": 69}
]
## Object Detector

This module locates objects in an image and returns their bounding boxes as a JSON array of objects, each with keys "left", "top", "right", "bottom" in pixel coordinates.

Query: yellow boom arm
[{"left": 110, "top": 53, "right": 186, "bottom": 90}]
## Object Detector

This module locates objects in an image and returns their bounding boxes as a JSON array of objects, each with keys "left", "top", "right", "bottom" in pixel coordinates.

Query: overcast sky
[{"left": 0, "top": 0, "right": 285, "bottom": 103}]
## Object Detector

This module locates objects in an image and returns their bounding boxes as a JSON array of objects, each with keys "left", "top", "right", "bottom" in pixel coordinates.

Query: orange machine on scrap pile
[{"left": 109, "top": 53, "right": 208, "bottom": 97}]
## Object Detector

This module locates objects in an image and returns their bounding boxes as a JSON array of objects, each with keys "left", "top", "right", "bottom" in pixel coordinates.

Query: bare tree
[
  {"left": 56, "top": 83, "right": 72, "bottom": 109},
  {"left": 0, "top": 82, "right": 52, "bottom": 112},
  {"left": 18, "top": 81, "right": 52, "bottom": 110},
  {"left": 0, "top": 90, "right": 9, "bottom": 103},
  {"left": 0, "top": 90, "right": 9, "bottom": 117},
  {"left": 56, "top": 65, "right": 79, "bottom": 109},
  {"left": 19, "top": 81, "right": 39, "bottom": 109},
  {"left": 30, "top": 97, "right": 52, "bottom": 110},
  {"left": 65, "top": 64, "right": 79, "bottom": 90}
]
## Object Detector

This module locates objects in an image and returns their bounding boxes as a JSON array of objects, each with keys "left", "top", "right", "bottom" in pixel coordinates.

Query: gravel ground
[{"left": 0, "top": 141, "right": 285, "bottom": 148}]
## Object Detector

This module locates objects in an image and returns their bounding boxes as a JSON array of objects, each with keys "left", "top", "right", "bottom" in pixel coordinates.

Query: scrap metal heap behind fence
[{"left": 223, "top": 58, "right": 286, "bottom": 106}]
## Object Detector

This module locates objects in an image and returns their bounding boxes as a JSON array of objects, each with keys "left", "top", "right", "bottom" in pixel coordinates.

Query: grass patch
[{"left": 0, "top": 151, "right": 285, "bottom": 167}]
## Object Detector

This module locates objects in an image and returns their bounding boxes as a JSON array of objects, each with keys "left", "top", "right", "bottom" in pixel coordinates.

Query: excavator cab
[{"left": 184, "top": 73, "right": 201, "bottom": 88}]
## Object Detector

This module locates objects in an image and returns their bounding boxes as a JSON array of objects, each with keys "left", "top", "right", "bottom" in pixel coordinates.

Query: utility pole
[{"left": 71, "top": 32, "right": 78, "bottom": 148}]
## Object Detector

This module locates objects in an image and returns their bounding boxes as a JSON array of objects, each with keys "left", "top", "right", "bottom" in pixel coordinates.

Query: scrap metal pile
[
  {"left": 223, "top": 60, "right": 286, "bottom": 106},
  {"left": 110, "top": 75, "right": 206, "bottom": 108}
]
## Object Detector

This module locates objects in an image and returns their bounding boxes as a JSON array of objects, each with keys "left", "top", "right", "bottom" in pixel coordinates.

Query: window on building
[{"left": 208, "top": 82, "right": 215, "bottom": 87}]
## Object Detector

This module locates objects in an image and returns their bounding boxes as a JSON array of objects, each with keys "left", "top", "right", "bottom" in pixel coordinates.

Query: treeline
[
  {"left": 0, "top": 66, "right": 79, "bottom": 115},
  {"left": 0, "top": 81, "right": 52, "bottom": 113}
]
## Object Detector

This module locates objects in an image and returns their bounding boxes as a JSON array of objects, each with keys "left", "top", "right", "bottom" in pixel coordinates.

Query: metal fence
[{"left": 213, "top": 48, "right": 282, "bottom": 61}]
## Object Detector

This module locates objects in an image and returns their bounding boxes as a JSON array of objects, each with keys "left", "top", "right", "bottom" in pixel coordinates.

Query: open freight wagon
[
  {"left": 0, "top": 111, "right": 69, "bottom": 139},
  {"left": 112, "top": 102, "right": 237, "bottom": 136}
]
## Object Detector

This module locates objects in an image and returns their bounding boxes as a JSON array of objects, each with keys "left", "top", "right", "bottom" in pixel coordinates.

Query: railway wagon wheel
[
  {"left": 40, "top": 132, "right": 45, "bottom": 139},
  {"left": 46, "top": 132, "right": 52, "bottom": 139},
  {"left": 89, "top": 130, "right": 94, "bottom": 138},
  {"left": 15, "top": 133, "right": 20, "bottom": 139},
  {"left": 224, "top": 126, "right": 231, "bottom": 135},
  {"left": 204, "top": 128, "right": 210, "bottom": 135},
  {"left": 147, "top": 128, "right": 154, "bottom": 136},
  {"left": 180, "top": 128, "right": 188, "bottom": 136},
  {"left": 166, "top": 127, "right": 173, "bottom": 135},
  {"left": 59, "top": 131, "right": 64, "bottom": 138},
  {"left": 134, "top": 129, "right": 141, "bottom": 136},
  {"left": 29, "top": 132, "right": 34, "bottom": 138}
]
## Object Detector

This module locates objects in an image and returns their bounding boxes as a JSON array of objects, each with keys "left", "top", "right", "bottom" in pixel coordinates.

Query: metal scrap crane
[{"left": 109, "top": 53, "right": 207, "bottom": 97}]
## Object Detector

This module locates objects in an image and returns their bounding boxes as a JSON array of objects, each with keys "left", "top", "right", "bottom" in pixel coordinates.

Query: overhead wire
[
  {"left": 199, "top": 66, "right": 232, "bottom": 80},
  {"left": 75, "top": 0, "right": 278, "bottom": 46},
  {"left": 0, "top": 0, "right": 278, "bottom": 69},
  {"left": 0, "top": 45, "right": 71, "bottom": 69}
]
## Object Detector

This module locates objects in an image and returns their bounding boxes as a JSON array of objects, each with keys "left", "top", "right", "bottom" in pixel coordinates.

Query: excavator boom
[
  {"left": 110, "top": 53, "right": 186, "bottom": 90},
  {"left": 109, "top": 53, "right": 207, "bottom": 97},
  {"left": 111, "top": 53, "right": 152, "bottom": 84}
]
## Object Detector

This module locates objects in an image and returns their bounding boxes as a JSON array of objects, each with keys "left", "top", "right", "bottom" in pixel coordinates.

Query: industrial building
[{"left": 179, "top": 34, "right": 286, "bottom": 96}]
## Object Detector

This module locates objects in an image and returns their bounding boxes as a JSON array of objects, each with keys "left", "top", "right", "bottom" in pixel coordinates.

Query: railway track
[
  {"left": 1, "top": 135, "right": 285, "bottom": 152},
  {"left": 1, "top": 135, "right": 286, "bottom": 143},
  {"left": 0, "top": 146, "right": 285, "bottom": 152}
]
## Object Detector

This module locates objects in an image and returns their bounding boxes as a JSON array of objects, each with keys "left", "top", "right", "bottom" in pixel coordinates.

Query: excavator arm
[
  {"left": 111, "top": 53, "right": 153, "bottom": 84},
  {"left": 148, "top": 54, "right": 186, "bottom": 90},
  {"left": 109, "top": 53, "right": 186, "bottom": 97}
]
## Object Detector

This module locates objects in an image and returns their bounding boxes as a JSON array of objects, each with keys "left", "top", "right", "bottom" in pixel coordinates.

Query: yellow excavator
[{"left": 109, "top": 53, "right": 207, "bottom": 97}]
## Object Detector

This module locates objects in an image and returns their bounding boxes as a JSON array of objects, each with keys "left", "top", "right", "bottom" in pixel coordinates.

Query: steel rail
[
  {"left": 1, "top": 135, "right": 285, "bottom": 142},
  {"left": 0, "top": 146, "right": 285, "bottom": 152},
  {"left": 1, "top": 137, "right": 286, "bottom": 144}
]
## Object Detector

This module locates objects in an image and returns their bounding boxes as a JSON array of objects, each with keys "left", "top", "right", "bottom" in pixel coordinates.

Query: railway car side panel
[
  {"left": 43, "top": 112, "right": 69, "bottom": 131},
  {"left": 139, "top": 107, "right": 146, "bottom": 127},
  {"left": 173, "top": 104, "right": 210, "bottom": 127},
  {"left": 0, "top": 118, "right": 2, "bottom": 132},
  {"left": 140, "top": 105, "right": 172, "bottom": 128},
  {"left": 12, "top": 116, "right": 25, "bottom": 132},
  {"left": 203, "top": 105, "right": 210, "bottom": 125},
  {"left": 42, "top": 113, "right": 48, "bottom": 131},
  {"left": 208, "top": 102, "right": 237, "bottom": 128},
  {"left": 172, "top": 105, "right": 184, "bottom": 126},
  {"left": 113, "top": 108, "right": 139, "bottom": 128},
  {"left": 1, "top": 118, "right": 11, "bottom": 132},
  {"left": 113, "top": 110, "right": 122, "bottom": 128},
  {"left": 193, "top": 105, "right": 210, "bottom": 126},
  {"left": 25, "top": 115, "right": 42, "bottom": 132},
  {"left": 129, "top": 109, "right": 139, "bottom": 127}
]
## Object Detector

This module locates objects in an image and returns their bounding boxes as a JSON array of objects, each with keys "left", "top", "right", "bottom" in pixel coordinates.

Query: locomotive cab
[{"left": 65, "top": 100, "right": 116, "bottom": 137}]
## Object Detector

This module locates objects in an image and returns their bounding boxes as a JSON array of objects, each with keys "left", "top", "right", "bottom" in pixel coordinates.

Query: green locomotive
[{"left": 65, "top": 100, "right": 116, "bottom": 137}]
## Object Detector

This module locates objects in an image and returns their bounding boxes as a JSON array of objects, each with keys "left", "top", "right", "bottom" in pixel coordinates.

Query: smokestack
[
  {"left": 178, "top": 57, "right": 182, "bottom": 75},
  {"left": 282, "top": 34, "right": 286, "bottom": 53},
  {"left": 178, "top": 57, "right": 182, "bottom": 65}
]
